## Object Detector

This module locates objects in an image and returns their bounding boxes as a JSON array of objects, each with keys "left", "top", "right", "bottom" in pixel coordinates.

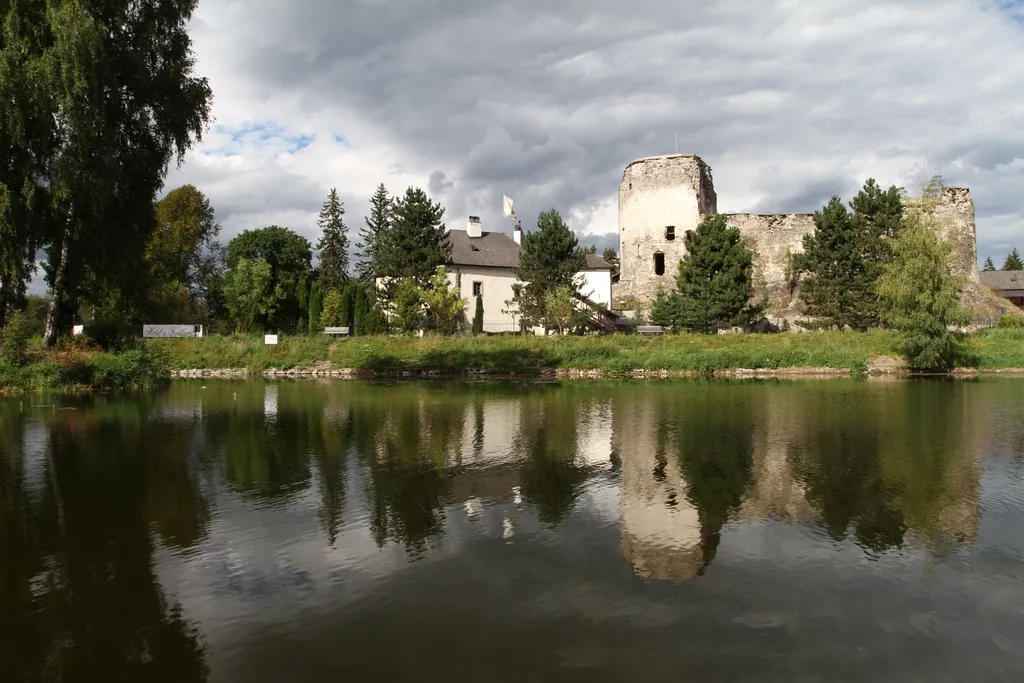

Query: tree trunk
[{"left": 43, "top": 223, "right": 72, "bottom": 346}]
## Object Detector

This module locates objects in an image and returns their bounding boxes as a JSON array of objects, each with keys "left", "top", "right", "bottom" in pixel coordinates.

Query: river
[{"left": 2, "top": 379, "right": 1023, "bottom": 681}]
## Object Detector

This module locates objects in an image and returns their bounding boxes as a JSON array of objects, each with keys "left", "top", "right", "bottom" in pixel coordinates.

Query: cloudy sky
[{"left": 163, "top": 0, "right": 1023, "bottom": 268}]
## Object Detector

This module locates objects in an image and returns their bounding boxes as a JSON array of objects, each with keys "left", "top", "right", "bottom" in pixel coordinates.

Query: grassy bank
[
  {"left": 151, "top": 330, "right": 909, "bottom": 375},
  {"left": 0, "top": 341, "right": 170, "bottom": 392}
]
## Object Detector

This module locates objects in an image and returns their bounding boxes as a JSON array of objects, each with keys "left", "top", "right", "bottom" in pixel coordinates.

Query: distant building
[
  {"left": 444, "top": 216, "right": 614, "bottom": 333},
  {"left": 980, "top": 270, "right": 1024, "bottom": 309}
]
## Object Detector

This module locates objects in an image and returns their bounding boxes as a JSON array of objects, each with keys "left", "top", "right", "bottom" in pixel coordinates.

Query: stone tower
[{"left": 615, "top": 154, "right": 717, "bottom": 307}]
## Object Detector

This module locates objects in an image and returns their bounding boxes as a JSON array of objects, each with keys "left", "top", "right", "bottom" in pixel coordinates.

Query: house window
[
  {"left": 472, "top": 281, "right": 482, "bottom": 296},
  {"left": 654, "top": 252, "right": 665, "bottom": 276},
  {"left": 665, "top": 225, "right": 675, "bottom": 240}
]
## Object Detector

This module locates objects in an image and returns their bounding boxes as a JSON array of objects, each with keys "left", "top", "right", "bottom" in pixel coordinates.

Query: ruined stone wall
[{"left": 614, "top": 154, "right": 983, "bottom": 313}]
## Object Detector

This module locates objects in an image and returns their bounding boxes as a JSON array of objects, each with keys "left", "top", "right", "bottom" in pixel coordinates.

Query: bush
[
  {"left": 0, "top": 310, "right": 33, "bottom": 365},
  {"left": 86, "top": 347, "right": 169, "bottom": 390},
  {"left": 998, "top": 314, "right": 1023, "bottom": 328}
]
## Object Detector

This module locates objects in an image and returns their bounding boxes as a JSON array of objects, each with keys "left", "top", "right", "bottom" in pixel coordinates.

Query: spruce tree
[
  {"left": 376, "top": 187, "right": 451, "bottom": 286},
  {"left": 650, "top": 214, "right": 757, "bottom": 333},
  {"left": 510, "top": 209, "right": 586, "bottom": 330},
  {"left": 983, "top": 257, "right": 996, "bottom": 272},
  {"left": 1003, "top": 248, "right": 1023, "bottom": 271},
  {"left": 357, "top": 183, "right": 392, "bottom": 280},
  {"left": 473, "top": 295, "right": 484, "bottom": 335},
  {"left": 316, "top": 188, "right": 349, "bottom": 292}
]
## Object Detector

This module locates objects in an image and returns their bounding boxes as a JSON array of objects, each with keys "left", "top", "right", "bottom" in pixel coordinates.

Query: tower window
[
  {"left": 654, "top": 252, "right": 665, "bottom": 276},
  {"left": 665, "top": 225, "right": 675, "bottom": 240},
  {"left": 472, "top": 281, "right": 482, "bottom": 296}
]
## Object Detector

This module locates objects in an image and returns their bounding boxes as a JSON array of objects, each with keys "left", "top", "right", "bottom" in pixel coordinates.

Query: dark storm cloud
[{"left": 168, "top": 0, "right": 1024, "bottom": 264}]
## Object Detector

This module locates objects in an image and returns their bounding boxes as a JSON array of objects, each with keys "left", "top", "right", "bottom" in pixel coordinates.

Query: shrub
[
  {"left": 0, "top": 310, "right": 33, "bottom": 365},
  {"left": 998, "top": 314, "right": 1023, "bottom": 328}
]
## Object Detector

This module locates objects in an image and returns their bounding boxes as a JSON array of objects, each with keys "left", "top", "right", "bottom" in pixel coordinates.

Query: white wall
[
  {"left": 448, "top": 266, "right": 522, "bottom": 333},
  {"left": 579, "top": 269, "right": 612, "bottom": 308}
]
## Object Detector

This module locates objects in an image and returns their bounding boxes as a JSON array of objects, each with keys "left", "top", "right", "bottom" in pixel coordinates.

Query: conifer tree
[
  {"left": 983, "top": 257, "right": 996, "bottom": 272},
  {"left": 307, "top": 281, "right": 323, "bottom": 335},
  {"left": 316, "top": 188, "right": 349, "bottom": 292},
  {"left": 473, "top": 295, "right": 484, "bottom": 335},
  {"left": 1003, "top": 248, "right": 1023, "bottom": 271},
  {"left": 375, "top": 187, "right": 450, "bottom": 285},
  {"left": 357, "top": 183, "right": 392, "bottom": 280},
  {"left": 649, "top": 214, "right": 757, "bottom": 333},
  {"left": 508, "top": 209, "right": 586, "bottom": 331}
]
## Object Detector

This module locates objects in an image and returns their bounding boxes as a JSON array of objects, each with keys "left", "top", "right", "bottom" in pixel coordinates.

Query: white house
[{"left": 445, "top": 216, "right": 614, "bottom": 333}]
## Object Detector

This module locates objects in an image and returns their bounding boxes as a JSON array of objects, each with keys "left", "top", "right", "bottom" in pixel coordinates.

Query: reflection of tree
[
  {"left": 0, "top": 399, "right": 209, "bottom": 682},
  {"left": 515, "top": 392, "right": 591, "bottom": 526}
]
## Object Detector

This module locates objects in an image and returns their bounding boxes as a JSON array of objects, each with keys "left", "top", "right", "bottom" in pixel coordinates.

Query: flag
[{"left": 502, "top": 195, "right": 516, "bottom": 219}]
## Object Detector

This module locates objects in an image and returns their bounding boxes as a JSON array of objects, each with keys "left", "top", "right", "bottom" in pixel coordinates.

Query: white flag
[{"left": 502, "top": 195, "right": 517, "bottom": 219}]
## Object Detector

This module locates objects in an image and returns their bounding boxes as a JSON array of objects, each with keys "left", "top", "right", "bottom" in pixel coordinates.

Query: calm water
[{"left": 2, "top": 379, "right": 1024, "bottom": 682}]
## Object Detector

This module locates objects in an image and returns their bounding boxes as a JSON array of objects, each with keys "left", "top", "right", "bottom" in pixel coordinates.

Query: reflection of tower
[
  {"left": 263, "top": 384, "right": 278, "bottom": 423},
  {"left": 614, "top": 395, "right": 705, "bottom": 581},
  {"left": 576, "top": 401, "right": 614, "bottom": 468}
]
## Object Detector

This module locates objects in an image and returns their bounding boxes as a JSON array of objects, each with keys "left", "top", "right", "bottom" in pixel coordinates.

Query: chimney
[
  {"left": 513, "top": 223, "right": 522, "bottom": 245},
  {"left": 467, "top": 215, "right": 482, "bottom": 238}
]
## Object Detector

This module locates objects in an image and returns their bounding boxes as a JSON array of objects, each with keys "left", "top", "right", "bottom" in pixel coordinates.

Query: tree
[
  {"left": 226, "top": 227, "right": 313, "bottom": 331},
  {"left": 145, "top": 185, "right": 222, "bottom": 320},
  {"left": 307, "top": 281, "right": 323, "bottom": 335},
  {"left": 1003, "top": 248, "right": 1023, "bottom": 271},
  {"left": 795, "top": 179, "right": 905, "bottom": 330},
  {"left": 357, "top": 183, "right": 392, "bottom": 281},
  {"left": 420, "top": 267, "right": 466, "bottom": 335},
  {"left": 12, "top": 0, "right": 214, "bottom": 344},
  {"left": 983, "top": 257, "right": 996, "bottom": 272},
  {"left": 224, "top": 258, "right": 281, "bottom": 333},
  {"left": 472, "top": 295, "right": 484, "bottom": 335},
  {"left": 316, "top": 188, "right": 349, "bottom": 291},
  {"left": 376, "top": 188, "right": 450, "bottom": 285},
  {"left": 509, "top": 209, "right": 586, "bottom": 331},
  {"left": 543, "top": 286, "right": 577, "bottom": 335},
  {"left": 390, "top": 278, "right": 424, "bottom": 334},
  {"left": 877, "top": 198, "right": 969, "bottom": 371},
  {"left": 319, "top": 289, "right": 344, "bottom": 328},
  {"left": 649, "top": 214, "right": 758, "bottom": 333},
  {"left": 602, "top": 247, "right": 620, "bottom": 275}
]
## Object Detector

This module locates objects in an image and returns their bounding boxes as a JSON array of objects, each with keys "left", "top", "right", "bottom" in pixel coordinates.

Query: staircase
[{"left": 574, "top": 293, "right": 627, "bottom": 333}]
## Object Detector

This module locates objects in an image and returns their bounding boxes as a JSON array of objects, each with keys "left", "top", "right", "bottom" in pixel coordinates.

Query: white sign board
[
  {"left": 72, "top": 325, "right": 84, "bottom": 336},
  {"left": 264, "top": 334, "right": 278, "bottom": 345}
]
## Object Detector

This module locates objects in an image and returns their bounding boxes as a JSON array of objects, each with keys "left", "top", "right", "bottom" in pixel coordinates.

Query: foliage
[
  {"left": 983, "top": 257, "right": 996, "bottom": 272},
  {"left": 2, "top": 0, "right": 215, "bottom": 344},
  {"left": 316, "top": 188, "right": 349, "bottom": 291},
  {"left": 602, "top": 247, "right": 620, "bottom": 275},
  {"left": 1003, "top": 248, "right": 1023, "bottom": 271},
  {"left": 357, "top": 183, "right": 392, "bottom": 280},
  {"left": 307, "top": 281, "right": 323, "bottom": 335},
  {"left": 0, "top": 310, "right": 32, "bottom": 365},
  {"left": 472, "top": 294, "right": 484, "bottom": 335},
  {"left": 509, "top": 209, "right": 586, "bottom": 331},
  {"left": 998, "top": 314, "right": 1023, "bottom": 328},
  {"left": 224, "top": 258, "right": 282, "bottom": 333},
  {"left": 225, "top": 226, "right": 312, "bottom": 331},
  {"left": 375, "top": 187, "right": 450, "bottom": 289},
  {"left": 319, "top": 289, "right": 344, "bottom": 328},
  {"left": 877, "top": 201, "right": 969, "bottom": 371},
  {"left": 391, "top": 279, "right": 425, "bottom": 335},
  {"left": 648, "top": 215, "right": 759, "bottom": 333},
  {"left": 420, "top": 267, "right": 466, "bottom": 335},
  {"left": 795, "top": 179, "right": 905, "bottom": 330},
  {"left": 542, "top": 286, "right": 578, "bottom": 335},
  {"left": 146, "top": 184, "right": 222, "bottom": 320}
]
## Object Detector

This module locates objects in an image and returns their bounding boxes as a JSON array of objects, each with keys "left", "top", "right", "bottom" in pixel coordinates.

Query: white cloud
[{"left": 154, "top": 0, "right": 1023, "bottom": 268}]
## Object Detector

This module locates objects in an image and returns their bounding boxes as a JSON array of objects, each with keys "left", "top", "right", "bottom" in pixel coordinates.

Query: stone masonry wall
[{"left": 613, "top": 154, "right": 983, "bottom": 314}]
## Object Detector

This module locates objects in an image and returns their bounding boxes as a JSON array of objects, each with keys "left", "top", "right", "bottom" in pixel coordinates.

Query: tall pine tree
[
  {"left": 316, "top": 188, "right": 349, "bottom": 291},
  {"left": 649, "top": 214, "right": 757, "bottom": 333},
  {"left": 1003, "top": 248, "right": 1023, "bottom": 271},
  {"left": 983, "top": 257, "right": 996, "bottom": 272},
  {"left": 376, "top": 187, "right": 451, "bottom": 285},
  {"left": 510, "top": 209, "right": 586, "bottom": 331},
  {"left": 357, "top": 183, "right": 392, "bottom": 280}
]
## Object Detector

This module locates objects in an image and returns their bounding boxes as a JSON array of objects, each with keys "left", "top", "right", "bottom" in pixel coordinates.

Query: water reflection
[{"left": 0, "top": 379, "right": 1019, "bottom": 681}]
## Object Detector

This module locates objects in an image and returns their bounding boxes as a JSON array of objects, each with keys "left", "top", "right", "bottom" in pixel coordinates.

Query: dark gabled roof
[
  {"left": 980, "top": 270, "right": 1024, "bottom": 290},
  {"left": 446, "top": 230, "right": 521, "bottom": 268},
  {"left": 446, "top": 229, "right": 615, "bottom": 271},
  {"left": 584, "top": 253, "right": 614, "bottom": 270}
]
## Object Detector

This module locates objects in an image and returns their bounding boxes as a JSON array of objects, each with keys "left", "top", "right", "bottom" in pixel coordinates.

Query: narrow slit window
[
  {"left": 665, "top": 225, "right": 675, "bottom": 240},
  {"left": 472, "top": 281, "right": 483, "bottom": 296},
  {"left": 654, "top": 252, "right": 665, "bottom": 276}
]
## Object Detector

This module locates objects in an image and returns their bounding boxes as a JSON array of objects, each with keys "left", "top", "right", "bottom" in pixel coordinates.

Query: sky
[{"left": 27, "top": 0, "right": 1024, "bottom": 293}]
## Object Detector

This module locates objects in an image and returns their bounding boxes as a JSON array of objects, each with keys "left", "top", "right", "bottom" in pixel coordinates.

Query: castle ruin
[{"left": 613, "top": 154, "right": 988, "bottom": 318}]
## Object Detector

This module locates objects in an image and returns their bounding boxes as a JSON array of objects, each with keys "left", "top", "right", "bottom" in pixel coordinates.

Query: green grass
[
  {"left": 149, "top": 330, "right": 903, "bottom": 375},
  {"left": 0, "top": 343, "right": 170, "bottom": 393},
  {"left": 963, "top": 327, "right": 1024, "bottom": 369}
]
